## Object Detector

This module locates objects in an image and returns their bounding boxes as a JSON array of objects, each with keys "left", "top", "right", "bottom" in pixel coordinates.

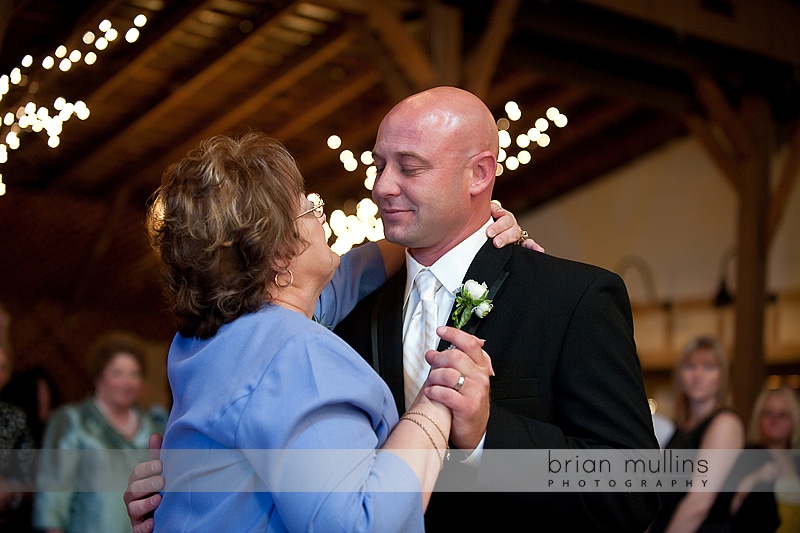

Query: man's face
[{"left": 371, "top": 105, "right": 471, "bottom": 259}]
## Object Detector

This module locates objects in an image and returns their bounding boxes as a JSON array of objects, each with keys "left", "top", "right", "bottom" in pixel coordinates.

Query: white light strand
[
  {"left": 323, "top": 100, "right": 569, "bottom": 249},
  {"left": 0, "top": 14, "right": 149, "bottom": 198},
  {"left": 324, "top": 137, "right": 383, "bottom": 254},
  {"left": 496, "top": 101, "right": 568, "bottom": 175}
]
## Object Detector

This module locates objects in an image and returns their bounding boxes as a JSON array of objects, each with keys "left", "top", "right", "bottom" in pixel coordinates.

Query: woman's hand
[
  {"left": 488, "top": 200, "right": 544, "bottom": 251},
  {"left": 123, "top": 434, "right": 165, "bottom": 533},
  {"left": 424, "top": 326, "right": 493, "bottom": 451},
  {"left": 377, "top": 200, "right": 544, "bottom": 278}
]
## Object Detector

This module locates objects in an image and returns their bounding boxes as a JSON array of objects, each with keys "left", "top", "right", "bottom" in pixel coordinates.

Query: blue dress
[{"left": 154, "top": 243, "right": 425, "bottom": 533}]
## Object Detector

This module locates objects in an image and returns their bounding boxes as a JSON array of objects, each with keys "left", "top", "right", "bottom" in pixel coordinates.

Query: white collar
[{"left": 403, "top": 219, "right": 491, "bottom": 305}]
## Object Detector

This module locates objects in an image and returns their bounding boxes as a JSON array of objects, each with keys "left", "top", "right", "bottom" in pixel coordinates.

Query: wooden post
[
  {"left": 686, "top": 78, "right": 773, "bottom": 419},
  {"left": 731, "top": 95, "right": 771, "bottom": 418}
]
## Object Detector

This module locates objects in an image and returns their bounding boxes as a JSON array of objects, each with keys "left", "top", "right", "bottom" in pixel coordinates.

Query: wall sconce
[
  {"left": 714, "top": 247, "right": 736, "bottom": 308},
  {"left": 615, "top": 254, "right": 672, "bottom": 311}
]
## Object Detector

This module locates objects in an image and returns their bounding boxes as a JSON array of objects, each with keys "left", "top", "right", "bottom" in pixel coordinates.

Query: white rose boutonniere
[{"left": 452, "top": 279, "right": 493, "bottom": 330}]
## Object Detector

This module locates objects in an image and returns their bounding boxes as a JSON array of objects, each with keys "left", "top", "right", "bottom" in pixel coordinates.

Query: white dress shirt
[
  {"left": 401, "top": 218, "right": 492, "bottom": 461},
  {"left": 402, "top": 219, "right": 493, "bottom": 334}
]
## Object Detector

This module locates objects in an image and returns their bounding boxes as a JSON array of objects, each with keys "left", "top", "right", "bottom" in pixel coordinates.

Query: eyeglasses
[{"left": 295, "top": 192, "right": 325, "bottom": 221}]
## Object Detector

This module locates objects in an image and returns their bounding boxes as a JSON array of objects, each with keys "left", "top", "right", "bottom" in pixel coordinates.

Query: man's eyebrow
[{"left": 373, "top": 150, "right": 426, "bottom": 161}]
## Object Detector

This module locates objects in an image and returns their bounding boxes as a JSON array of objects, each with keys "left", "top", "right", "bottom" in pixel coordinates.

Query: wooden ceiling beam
[
  {"left": 88, "top": 0, "right": 222, "bottom": 103},
  {"left": 681, "top": 112, "right": 742, "bottom": 192},
  {"left": 511, "top": 99, "right": 640, "bottom": 168},
  {"left": 767, "top": 119, "right": 800, "bottom": 244},
  {"left": 582, "top": 0, "right": 800, "bottom": 66},
  {"left": 501, "top": 40, "right": 693, "bottom": 114},
  {"left": 364, "top": 1, "right": 435, "bottom": 90},
  {"left": 693, "top": 76, "right": 754, "bottom": 161},
  {"left": 54, "top": 0, "right": 306, "bottom": 187},
  {"left": 513, "top": 2, "right": 709, "bottom": 79},
  {"left": 127, "top": 29, "right": 355, "bottom": 192},
  {"left": 272, "top": 69, "right": 381, "bottom": 141},
  {"left": 429, "top": 1, "right": 462, "bottom": 87},
  {"left": 496, "top": 111, "right": 684, "bottom": 212},
  {"left": 463, "top": 0, "right": 519, "bottom": 99}
]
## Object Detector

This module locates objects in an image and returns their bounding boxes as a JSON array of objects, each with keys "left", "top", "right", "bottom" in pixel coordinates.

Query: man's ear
[{"left": 468, "top": 151, "right": 496, "bottom": 196}]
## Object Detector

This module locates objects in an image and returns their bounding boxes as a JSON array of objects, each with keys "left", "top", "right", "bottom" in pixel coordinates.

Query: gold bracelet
[
  {"left": 405, "top": 410, "right": 450, "bottom": 462},
  {"left": 400, "top": 415, "right": 444, "bottom": 471}
]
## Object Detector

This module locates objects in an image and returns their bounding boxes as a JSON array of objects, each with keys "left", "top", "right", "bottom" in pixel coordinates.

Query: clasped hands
[
  {"left": 422, "top": 325, "right": 494, "bottom": 452},
  {"left": 123, "top": 327, "right": 495, "bottom": 533}
]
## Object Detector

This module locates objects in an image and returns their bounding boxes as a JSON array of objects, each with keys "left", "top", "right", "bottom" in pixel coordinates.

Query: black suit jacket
[{"left": 335, "top": 241, "right": 661, "bottom": 532}]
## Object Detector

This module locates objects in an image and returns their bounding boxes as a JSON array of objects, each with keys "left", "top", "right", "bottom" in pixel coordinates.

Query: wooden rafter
[
  {"left": 463, "top": 0, "right": 520, "bottom": 99},
  {"left": 272, "top": 70, "right": 381, "bottom": 141},
  {"left": 693, "top": 76, "right": 754, "bottom": 162},
  {"left": 55, "top": 0, "right": 306, "bottom": 187},
  {"left": 364, "top": 1, "right": 435, "bottom": 90},
  {"left": 129, "top": 30, "right": 355, "bottom": 190},
  {"left": 681, "top": 112, "right": 742, "bottom": 192},
  {"left": 582, "top": 0, "right": 800, "bottom": 66},
  {"left": 429, "top": 2, "right": 462, "bottom": 87},
  {"left": 767, "top": 120, "right": 800, "bottom": 244}
]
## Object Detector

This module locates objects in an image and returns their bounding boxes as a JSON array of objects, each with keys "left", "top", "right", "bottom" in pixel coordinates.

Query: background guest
[
  {"left": 0, "top": 340, "right": 35, "bottom": 532},
  {"left": 34, "top": 331, "right": 166, "bottom": 533},
  {"left": 0, "top": 302, "right": 11, "bottom": 390},
  {"left": 649, "top": 335, "right": 745, "bottom": 533},
  {"left": 730, "top": 385, "right": 800, "bottom": 533},
  {"left": 2, "top": 366, "right": 60, "bottom": 448},
  {"left": 0, "top": 301, "right": 61, "bottom": 448}
]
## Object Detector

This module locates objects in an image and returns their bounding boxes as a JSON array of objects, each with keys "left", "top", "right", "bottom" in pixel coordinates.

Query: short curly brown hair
[
  {"left": 88, "top": 330, "right": 147, "bottom": 381},
  {"left": 146, "top": 131, "right": 306, "bottom": 339}
]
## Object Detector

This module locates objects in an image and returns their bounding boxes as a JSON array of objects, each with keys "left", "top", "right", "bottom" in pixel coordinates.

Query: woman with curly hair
[{"left": 132, "top": 130, "right": 530, "bottom": 532}]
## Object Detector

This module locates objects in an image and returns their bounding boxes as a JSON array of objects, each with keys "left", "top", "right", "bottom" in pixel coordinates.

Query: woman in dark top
[{"left": 649, "top": 335, "right": 745, "bottom": 533}]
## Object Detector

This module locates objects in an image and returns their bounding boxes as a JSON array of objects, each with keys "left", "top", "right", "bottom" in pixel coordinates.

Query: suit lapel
[
  {"left": 438, "top": 241, "right": 513, "bottom": 349},
  {"left": 371, "top": 269, "right": 407, "bottom": 416},
  {"left": 371, "top": 243, "right": 513, "bottom": 414}
]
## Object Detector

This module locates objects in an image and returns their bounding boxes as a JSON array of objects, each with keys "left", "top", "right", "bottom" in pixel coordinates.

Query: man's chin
[{"left": 382, "top": 227, "right": 413, "bottom": 248}]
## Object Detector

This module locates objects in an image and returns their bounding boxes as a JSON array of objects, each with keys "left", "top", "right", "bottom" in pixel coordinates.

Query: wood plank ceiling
[{"left": 0, "top": 0, "right": 798, "bottom": 398}]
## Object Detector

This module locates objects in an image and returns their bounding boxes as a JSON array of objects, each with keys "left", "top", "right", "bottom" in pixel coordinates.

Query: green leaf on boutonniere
[{"left": 452, "top": 279, "right": 493, "bottom": 330}]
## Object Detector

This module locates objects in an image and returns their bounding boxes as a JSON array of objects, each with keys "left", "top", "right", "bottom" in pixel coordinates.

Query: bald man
[
  {"left": 125, "top": 87, "right": 659, "bottom": 532},
  {"left": 334, "top": 86, "right": 661, "bottom": 531}
]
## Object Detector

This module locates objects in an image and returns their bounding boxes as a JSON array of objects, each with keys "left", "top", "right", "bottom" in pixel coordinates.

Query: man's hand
[
  {"left": 124, "top": 433, "right": 164, "bottom": 533},
  {"left": 424, "top": 326, "right": 493, "bottom": 451}
]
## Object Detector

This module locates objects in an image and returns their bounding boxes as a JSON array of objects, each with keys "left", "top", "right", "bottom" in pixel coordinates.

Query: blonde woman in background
[
  {"left": 648, "top": 335, "right": 746, "bottom": 533},
  {"left": 730, "top": 385, "right": 800, "bottom": 533}
]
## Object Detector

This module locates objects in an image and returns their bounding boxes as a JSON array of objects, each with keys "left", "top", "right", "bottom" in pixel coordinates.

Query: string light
[
  {"left": 496, "top": 101, "right": 568, "bottom": 176},
  {"left": 322, "top": 98, "right": 569, "bottom": 252},
  {"left": 0, "top": 14, "right": 149, "bottom": 197},
  {"left": 323, "top": 137, "right": 384, "bottom": 254}
]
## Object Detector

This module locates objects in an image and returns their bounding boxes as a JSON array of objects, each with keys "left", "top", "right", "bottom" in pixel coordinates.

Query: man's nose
[{"left": 373, "top": 168, "right": 398, "bottom": 198}]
